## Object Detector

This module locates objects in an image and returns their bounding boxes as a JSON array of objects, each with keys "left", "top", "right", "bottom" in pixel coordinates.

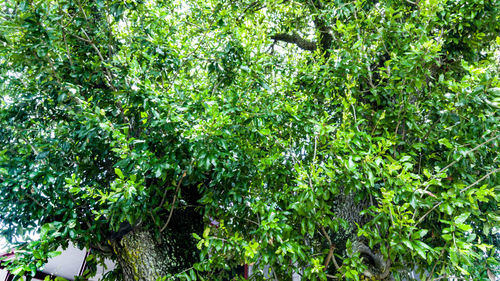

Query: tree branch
[
  {"left": 25, "top": 193, "right": 46, "bottom": 210},
  {"left": 308, "top": 0, "right": 333, "bottom": 57},
  {"left": 438, "top": 133, "right": 499, "bottom": 175},
  {"left": 460, "top": 167, "right": 499, "bottom": 193},
  {"left": 160, "top": 171, "right": 187, "bottom": 232},
  {"left": 422, "top": 132, "right": 499, "bottom": 193},
  {"left": 415, "top": 166, "right": 499, "bottom": 226},
  {"left": 320, "top": 226, "right": 340, "bottom": 270},
  {"left": 270, "top": 33, "right": 317, "bottom": 51}
]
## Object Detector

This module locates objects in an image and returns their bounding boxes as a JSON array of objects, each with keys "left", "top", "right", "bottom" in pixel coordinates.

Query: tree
[{"left": 0, "top": 0, "right": 498, "bottom": 280}]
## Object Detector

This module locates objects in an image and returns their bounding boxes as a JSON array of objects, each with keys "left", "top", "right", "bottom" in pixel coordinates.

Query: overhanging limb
[{"left": 270, "top": 33, "right": 317, "bottom": 51}]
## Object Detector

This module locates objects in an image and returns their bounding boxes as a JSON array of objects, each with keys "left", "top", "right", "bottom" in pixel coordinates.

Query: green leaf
[
  {"left": 115, "top": 168, "right": 124, "bottom": 179},
  {"left": 415, "top": 245, "right": 426, "bottom": 260},
  {"left": 189, "top": 269, "right": 196, "bottom": 281},
  {"left": 367, "top": 170, "right": 375, "bottom": 187},
  {"left": 402, "top": 239, "right": 413, "bottom": 250},
  {"left": 438, "top": 138, "right": 453, "bottom": 149},
  {"left": 202, "top": 228, "right": 210, "bottom": 239},
  {"left": 454, "top": 212, "right": 470, "bottom": 224},
  {"left": 400, "top": 156, "right": 412, "bottom": 162},
  {"left": 423, "top": 169, "right": 431, "bottom": 179},
  {"left": 457, "top": 223, "right": 472, "bottom": 232},
  {"left": 11, "top": 267, "right": 24, "bottom": 276},
  {"left": 413, "top": 229, "right": 429, "bottom": 239},
  {"left": 47, "top": 251, "right": 62, "bottom": 258}
]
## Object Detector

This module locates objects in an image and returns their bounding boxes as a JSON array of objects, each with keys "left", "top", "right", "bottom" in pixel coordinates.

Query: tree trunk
[
  {"left": 113, "top": 228, "right": 173, "bottom": 281},
  {"left": 331, "top": 193, "right": 393, "bottom": 280},
  {"left": 111, "top": 203, "right": 203, "bottom": 281}
]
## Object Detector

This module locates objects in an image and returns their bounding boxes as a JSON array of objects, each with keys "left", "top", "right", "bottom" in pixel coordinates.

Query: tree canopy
[{"left": 0, "top": 0, "right": 499, "bottom": 280}]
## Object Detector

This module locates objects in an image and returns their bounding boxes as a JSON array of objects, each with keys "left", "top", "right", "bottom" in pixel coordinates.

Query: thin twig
[
  {"left": 237, "top": 1, "right": 259, "bottom": 22},
  {"left": 46, "top": 57, "right": 62, "bottom": 84},
  {"left": 416, "top": 166, "right": 498, "bottom": 226},
  {"left": 160, "top": 171, "right": 187, "bottom": 232},
  {"left": 320, "top": 226, "right": 332, "bottom": 246},
  {"left": 158, "top": 181, "right": 171, "bottom": 210},
  {"left": 25, "top": 194, "right": 46, "bottom": 210},
  {"left": 68, "top": 32, "right": 92, "bottom": 43},
  {"left": 460, "top": 167, "right": 499, "bottom": 193},
  {"left": 320, "top": 226, "right": 340, "bottom": 270},
  {"left": 58, "top": 5, "right": 74, "bottom": 68},
  {"left": 415, "top": 201, "right": 442, "bottom": 226},
  {"left": 149, "top": 211, "right": 159, "bottom": 231},
  {"left": 232, "top": 214, "right": 260, "bottom": 226},
  {"left": 394, "top": 105, "right": 405, "bottom": 137},
  {"left": 76, "top": 0, "right": 89, "bottom": 21},
  {"left": 370, "top": 110, "right": 385, "bottom": 136},
  {"left": 272, "top": 267, "right": 279, "bottom": 281},
  {"left": 351, "top": 103, "right": 359, "bottom": 131},
  {"left": 414, "top": 133, "right": 498, "bottom": 223},
  {"left": 439, "top": 133, "right": 499, "bottom": 174},
  {"left": 422, "top": 133, "right": 499, "bottom": 193},
  {"left": 426, "top": 249, "right": 445, "bottom": 281},
  {"left": 81, "top": 29, "right": 116, "bottom": 91},
  {"left": 74, "top": 0, "right": 115, "bottom": 90},
  {"left": 313, "top": 135, "right": 318, "bottom": 163}
]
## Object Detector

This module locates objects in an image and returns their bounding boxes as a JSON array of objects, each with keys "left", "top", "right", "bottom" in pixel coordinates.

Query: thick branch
[
  {"left": 309, "top": 0, "right": 333, "bottom": 57},
  {"left": 352, "top": 240, "right": 391, "bottom": 279},
  {"left": 270, "top": 33, "right": 317, "bottom": 51}
]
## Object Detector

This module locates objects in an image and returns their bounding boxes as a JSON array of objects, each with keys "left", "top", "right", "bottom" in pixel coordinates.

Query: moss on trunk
[
  {"left": 113, "top": 228, "right": 171, "bottom": 281},
  {"left": 112, "top": 204, "right": 203, "bottom": 280}
]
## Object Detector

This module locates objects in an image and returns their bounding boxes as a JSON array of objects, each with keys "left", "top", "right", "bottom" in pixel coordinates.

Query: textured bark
[
  {"left": 111, "top": 202, "right": 203, "bottom": 280},
  {"left": 270, "top": 33, "right": 317, "bottom": 51},
  {"left": 309, "top": 0, "right": 333, "bottom": 57},
  {"left": 108, "top": 182, "right": 203, "bottom": 281},
  {"left": 329, "top": 193, "right": 370, "bottom": 253},
  {"left": 270, "top": 0, "right": 333, "bottom": 56},
  {"left": 331, "top": 193, "right": 393, "bottom": 280},
  {"left": 113, "top": 228, "right": 172, "bottom": 281}
]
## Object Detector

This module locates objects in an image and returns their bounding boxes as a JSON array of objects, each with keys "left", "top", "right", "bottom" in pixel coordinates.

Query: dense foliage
[{"left": 0, "top": 0, "right": 499, "bottom": 280}]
